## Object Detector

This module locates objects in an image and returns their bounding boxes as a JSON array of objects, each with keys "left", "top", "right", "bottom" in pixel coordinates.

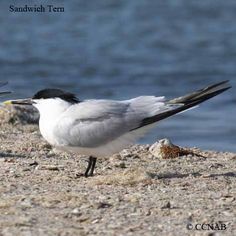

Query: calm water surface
[{"left": 0, "top": 0, "right": 235, "bottom": 151}]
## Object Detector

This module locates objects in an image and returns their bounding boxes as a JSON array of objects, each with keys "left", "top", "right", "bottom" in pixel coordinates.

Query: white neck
[
  {"left": 33, "top": 98, "right": 71, "bottom": 120},
  {"left": 33, "top": 98, "right": 72, "bottom": 145}
]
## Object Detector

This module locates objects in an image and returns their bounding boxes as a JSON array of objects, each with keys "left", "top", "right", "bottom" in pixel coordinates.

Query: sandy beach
[{"left": 0, "top": 106, "right": 235, "bottom": 236}]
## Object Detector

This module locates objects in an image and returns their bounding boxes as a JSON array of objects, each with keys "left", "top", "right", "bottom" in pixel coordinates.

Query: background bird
[
  {"left": 4, "top": 80, "right": 231, "bottom": 177},
  {"left": 0, "top": 82, "right": 11, "bottom": 97}
]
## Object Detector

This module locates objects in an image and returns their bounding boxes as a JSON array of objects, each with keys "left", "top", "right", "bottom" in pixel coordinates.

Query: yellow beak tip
[{"left": 3, "top": 100, "right": 12, "bottom": 105}]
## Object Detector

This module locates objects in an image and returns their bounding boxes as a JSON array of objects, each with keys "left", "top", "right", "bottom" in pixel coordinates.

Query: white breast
[
  {"left": 39, "top": 117, "right": 58, "bottom": 146},
  {"left": 33, "top": 98, "right": 72, "bottom": 146}
]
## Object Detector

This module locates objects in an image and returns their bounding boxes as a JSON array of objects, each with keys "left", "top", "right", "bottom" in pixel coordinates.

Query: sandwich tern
[{"left": 4, "top": 80, "right": 231, "bottom": 177}]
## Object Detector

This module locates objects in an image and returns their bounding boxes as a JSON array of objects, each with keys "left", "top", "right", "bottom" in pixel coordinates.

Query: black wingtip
[
  {"left": 201, "top": 80, "right": 230, "bottom": 92},
  {"left": 0, "top": 91, "right": 12, "bottom": 96},
  {"left": 0, "top": 81, "right": 11, "bottom": 97},
  {"left": 131, "top": 80, "right": 231, "bottom": 131},
  {"left": 0, "top": 82, "right": 8, "bottom": 88}
]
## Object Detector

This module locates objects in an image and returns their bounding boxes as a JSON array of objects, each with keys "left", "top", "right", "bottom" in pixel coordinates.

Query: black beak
[{"left": 4, "top": 98, "right": 33, "bottom": 105}]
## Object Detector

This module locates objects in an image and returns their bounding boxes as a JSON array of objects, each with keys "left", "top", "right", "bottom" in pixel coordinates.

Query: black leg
[
  {"left": 84, "top": 156, "right": 93, "bottom": 177},
  {"left": 89, "top": 157, "right": 97, "bottom": 176},
  {"left": 84, "top": 156, "right": 97, "bottom": 177}
]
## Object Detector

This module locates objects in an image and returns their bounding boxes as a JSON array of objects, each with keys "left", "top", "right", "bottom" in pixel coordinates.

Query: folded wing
[{"left": 53, "top": 97, "right": 174, "bottom": 148}]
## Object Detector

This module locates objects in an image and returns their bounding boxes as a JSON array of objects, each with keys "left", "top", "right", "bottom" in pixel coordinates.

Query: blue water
[{"left": 0, "top": 0, "right": 235, "bottom": 151}]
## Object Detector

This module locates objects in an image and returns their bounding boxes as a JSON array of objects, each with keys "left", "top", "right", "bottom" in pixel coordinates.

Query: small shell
[{"left": 149, "top": 138, "right": 187, "bottom": 159}]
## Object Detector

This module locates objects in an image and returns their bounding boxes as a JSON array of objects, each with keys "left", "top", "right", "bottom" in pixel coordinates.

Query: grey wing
[
  {"left": 53, "top": 81, "right": 231, "bottom": 150},
  {"left": 54, "top": 97, "right": 174, "bottom": 148}
]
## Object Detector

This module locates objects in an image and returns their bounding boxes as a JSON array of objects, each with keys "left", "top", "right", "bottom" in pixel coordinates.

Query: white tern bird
[{"left": 4, "top": 80, "right": 231, "bottom": 177}]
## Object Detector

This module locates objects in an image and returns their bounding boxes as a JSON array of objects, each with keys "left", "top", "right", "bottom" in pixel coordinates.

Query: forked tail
[{"left": 132, "top": 80, "right": 231, "bottom": 130}]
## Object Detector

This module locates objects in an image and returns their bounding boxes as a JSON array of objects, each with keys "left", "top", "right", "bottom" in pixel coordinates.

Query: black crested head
[{"left": 32, "top": 89, "right": 80, "bottom": 104}]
